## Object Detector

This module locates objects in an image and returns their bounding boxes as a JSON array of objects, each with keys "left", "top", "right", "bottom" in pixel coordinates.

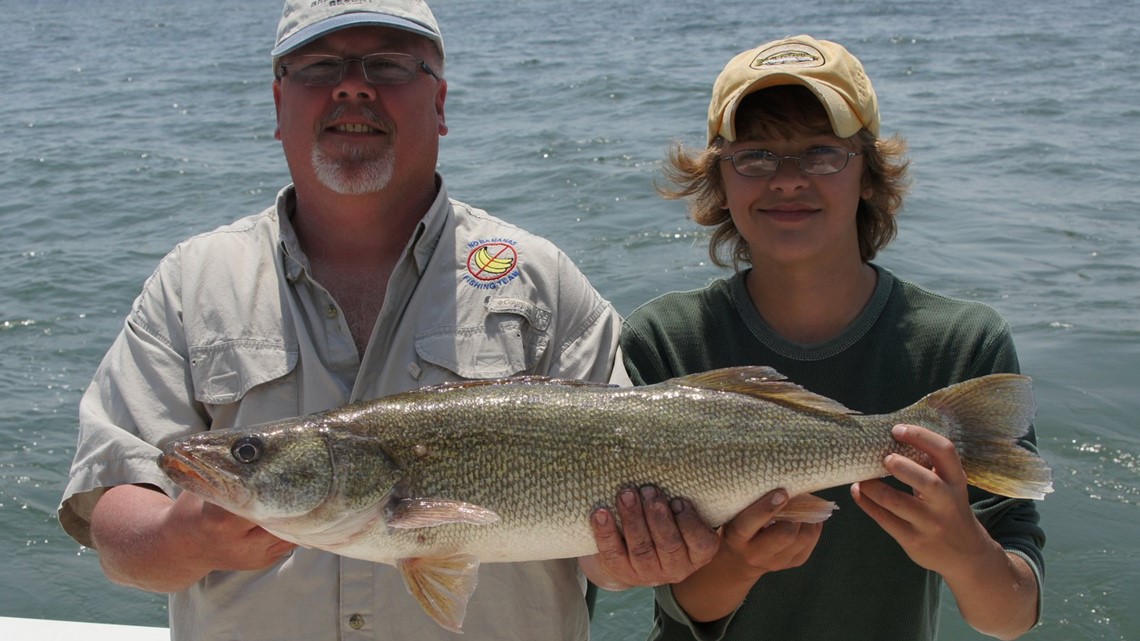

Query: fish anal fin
[
  {"left": 398, "top": 554, "right": 481, "bottom": 633},
  {"left": 388, "top": 498, "right": 501, "bottom": 529},
  {"left": 669, "top": 367, "right": 859, "bottom": 416},
  {"left": 772, "top": 493, "right": 838, "bottom": 524}
]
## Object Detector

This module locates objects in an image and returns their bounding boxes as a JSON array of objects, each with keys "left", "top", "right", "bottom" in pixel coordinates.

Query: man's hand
[
  {"left": 164, "top": 489, "right": 297, "bottom": 572},
  {"left": 91, "top": 484, "right": 296, "bottom": 593},
  {"left": 579, "top": 485, "right": 719, "bottom": 590}
]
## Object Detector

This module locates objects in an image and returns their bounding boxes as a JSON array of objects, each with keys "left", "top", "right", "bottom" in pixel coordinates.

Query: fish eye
[{"left": 231, "top": 436, "right": 264, "bottom": 464}]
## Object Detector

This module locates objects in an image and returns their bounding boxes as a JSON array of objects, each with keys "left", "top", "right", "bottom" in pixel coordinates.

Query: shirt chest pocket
[
  {"left": 188, "top": 340, "right": 299, "bottom": 423},
  {"left": 414, "top": 296, "right": 551, "bottom": 380}
]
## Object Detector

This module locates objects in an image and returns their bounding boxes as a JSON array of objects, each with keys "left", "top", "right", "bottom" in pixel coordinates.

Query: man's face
[{"left": 272, "top": 26, "right": 447, "bottom": 196}]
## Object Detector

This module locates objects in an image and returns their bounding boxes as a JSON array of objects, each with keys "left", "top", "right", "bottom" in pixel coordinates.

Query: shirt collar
[
  {"left": 275, "top": 186, "right": 306, "bottom": 283},
  {"left": 274, "top": 177, "right": 453, "bottom": 283},
  {"left": 410, "top": 175, "right": 451, "bottom": 275}
]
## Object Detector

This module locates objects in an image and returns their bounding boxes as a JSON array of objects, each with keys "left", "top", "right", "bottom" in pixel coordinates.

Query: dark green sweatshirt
[{"left": 621, "top": 265, "right": 1045, "bottom": 641}]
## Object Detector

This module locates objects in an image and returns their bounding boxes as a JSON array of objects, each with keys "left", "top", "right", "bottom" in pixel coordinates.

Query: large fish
[{"left": 157, "top": 366, "right": 1052, "bottom": 632}]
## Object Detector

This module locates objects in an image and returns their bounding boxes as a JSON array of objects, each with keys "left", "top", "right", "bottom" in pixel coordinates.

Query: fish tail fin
[{"left": 916, "top": 374, "right": 1053, "bottom": 500}]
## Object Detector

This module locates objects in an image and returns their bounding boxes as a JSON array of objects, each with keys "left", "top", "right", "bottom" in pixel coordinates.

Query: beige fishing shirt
[{"left": 59, "top": 180, "right": 627, "bottom": 641}]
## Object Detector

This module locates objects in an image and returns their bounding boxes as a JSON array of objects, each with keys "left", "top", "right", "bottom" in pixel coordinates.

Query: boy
[{"left": 621, "top": 35, "right": 1045, "bottom": 641}]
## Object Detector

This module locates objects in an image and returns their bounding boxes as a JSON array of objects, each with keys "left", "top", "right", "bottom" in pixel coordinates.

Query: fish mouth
[{"left": 158, "top": 448, "right": 252, "bottom": 509}]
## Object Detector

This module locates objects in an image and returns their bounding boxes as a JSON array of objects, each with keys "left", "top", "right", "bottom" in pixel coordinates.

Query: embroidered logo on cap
[
  {"left": 752, "top": 42, "right": 826, "bottom": 70},
  {"left": 463, "top": 240, "right": 520, "bottom": 289}
]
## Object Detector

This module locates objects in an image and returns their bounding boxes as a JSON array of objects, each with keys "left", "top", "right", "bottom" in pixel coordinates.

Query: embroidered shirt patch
[{"left": 463, "top": 240, "right": 520, "bottom": 289}]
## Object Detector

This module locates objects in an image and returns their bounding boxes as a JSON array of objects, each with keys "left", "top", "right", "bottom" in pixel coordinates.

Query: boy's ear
[{"left": 861, "top": 171, "right": 874, "bottom": 201}]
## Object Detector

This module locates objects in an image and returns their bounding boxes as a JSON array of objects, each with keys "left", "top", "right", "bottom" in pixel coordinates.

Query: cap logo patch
[
  {"left": 752, "top": 42, "right": 826, "bottom": 70},
  {"left": 464, "top": 240, "right": 521, "bottom": 289}
]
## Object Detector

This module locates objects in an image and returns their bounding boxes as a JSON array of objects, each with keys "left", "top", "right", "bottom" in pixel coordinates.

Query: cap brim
[
  {"left": 272, "top": 13, "right": 440, "bottom": 58},
  {"left": 715, "top": 73, "right": 865, "bottom": 143}
]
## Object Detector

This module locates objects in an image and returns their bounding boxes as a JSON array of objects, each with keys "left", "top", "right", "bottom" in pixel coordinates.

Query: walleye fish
[{"left": 157, "top": 366, "right": 1052, "bottom": 632}]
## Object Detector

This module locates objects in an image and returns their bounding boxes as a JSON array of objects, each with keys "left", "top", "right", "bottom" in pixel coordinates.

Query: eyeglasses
[
  {"left": 721, "top": 146, "right": 862, "bottom": 177},
  {"left": 276, "top": 52, "right": 441, "bottom": 86}
]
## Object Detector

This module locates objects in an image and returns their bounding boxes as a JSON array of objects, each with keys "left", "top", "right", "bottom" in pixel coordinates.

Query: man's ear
[
  {"left": 272, "top": 80, "right": 284, "bottom": 141},
  {"left": 436, "top": 79, "right": 448, "bottom": 136}
]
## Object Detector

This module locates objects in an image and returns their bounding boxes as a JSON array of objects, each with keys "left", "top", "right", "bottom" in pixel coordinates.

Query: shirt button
[
  {"left": 326, "top": 304, "right": 339, "bottom": 319},
  {"left": 348, "top": 614, "right": 365, "bottom": 630}
]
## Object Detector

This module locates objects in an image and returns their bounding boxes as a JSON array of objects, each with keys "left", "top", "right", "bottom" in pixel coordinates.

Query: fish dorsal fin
[
  {"left": 398, "top": 554, "right": 481, "bottom": 633},
  {"left": 668, "top": 366, "right": 859, "bottom": 416},
  {"left": 387, "top": 498, "right": 501, "bottom": 529}
]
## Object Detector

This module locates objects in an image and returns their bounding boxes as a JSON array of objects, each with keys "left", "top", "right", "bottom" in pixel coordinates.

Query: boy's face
[{"left": 721, "top": 130, "right": 870, "bottom": 269}]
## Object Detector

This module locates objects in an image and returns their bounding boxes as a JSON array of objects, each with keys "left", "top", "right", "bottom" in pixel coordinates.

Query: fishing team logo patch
[{"left": 463, "top": 239, "right": 521, "bottom": 289}]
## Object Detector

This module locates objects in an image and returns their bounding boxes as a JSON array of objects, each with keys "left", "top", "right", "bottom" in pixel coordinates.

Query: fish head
[{"left": 158, "top": 418, "right": 338, "bottom": 522}]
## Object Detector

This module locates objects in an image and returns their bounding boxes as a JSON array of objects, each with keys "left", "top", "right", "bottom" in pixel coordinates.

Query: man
[
  {"left": 621, "top": 36, "right": 1045, "bottom": 640},
  {"left": 59, "top": 1, "right": 716, "bottom": 639}
]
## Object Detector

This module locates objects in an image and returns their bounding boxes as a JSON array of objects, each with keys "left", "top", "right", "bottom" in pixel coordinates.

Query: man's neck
[
  {"left": 289, "top": 178, "right": 440, "bottom": 356},
  {"left": 291, "top": 176, "right": 438, "bottom": 271}
]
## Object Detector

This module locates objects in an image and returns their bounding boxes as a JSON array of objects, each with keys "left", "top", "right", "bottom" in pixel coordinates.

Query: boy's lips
[
  {"left": 759, "top": 204, "right": 818, "bottom": 219},
  {"left": 761, "top": 201, "right": 817, "bottom": 213}
]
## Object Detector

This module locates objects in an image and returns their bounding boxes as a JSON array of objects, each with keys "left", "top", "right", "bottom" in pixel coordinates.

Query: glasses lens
[
  {"left": 284, "top": 54, "right": 422, "bottom": 86},
  {"left": 799, "top": 147, "right": 848, "bottom": 175},
  {"left": 360, "top": 54, "right": 418, "bottom": 84},
  {"left": 725, "top": 147, "right": 856, "bottom": 177},
  {"left": 732, "top": 150, "right": 780, "bottom": 176},
  {"left": 286, "top": 57, "right": 343, "bottom": 85}
]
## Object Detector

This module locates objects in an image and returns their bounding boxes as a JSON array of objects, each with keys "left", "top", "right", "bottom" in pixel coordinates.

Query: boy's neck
[{"left": 744, "top": 259, "right": 878, "bottom": 344}]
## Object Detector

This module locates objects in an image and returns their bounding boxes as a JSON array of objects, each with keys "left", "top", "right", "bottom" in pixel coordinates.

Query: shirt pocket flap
[
  {"left": 189, "top": 340, "right": 298, "bottom": 405},
  {"left": 415, "top": 297, "right": 549, "bottom": 380},
  {"left": 415, "top": 323, "right": 529, "bottom": 379}
]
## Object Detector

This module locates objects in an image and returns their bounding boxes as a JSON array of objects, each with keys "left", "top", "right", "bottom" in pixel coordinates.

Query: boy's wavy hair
[{"left": 659, "top": 85, "right": 910, "bottom": 269}]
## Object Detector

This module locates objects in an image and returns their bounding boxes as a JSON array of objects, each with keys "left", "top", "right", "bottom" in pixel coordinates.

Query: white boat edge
[{"left": 0, "top": 616, "right": 168, "bottom": 640}]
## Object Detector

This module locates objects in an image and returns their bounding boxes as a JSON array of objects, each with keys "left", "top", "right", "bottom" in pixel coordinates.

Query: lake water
[{"left": 2, "top": 0, "right": 1138, "bottom": 639}]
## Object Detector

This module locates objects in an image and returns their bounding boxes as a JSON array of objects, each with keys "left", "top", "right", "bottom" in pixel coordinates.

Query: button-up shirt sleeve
[{"left": 60, "top": 241, "right": 211, "bottom": 547}]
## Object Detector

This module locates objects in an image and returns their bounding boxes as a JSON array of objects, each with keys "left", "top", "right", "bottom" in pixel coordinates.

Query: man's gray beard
[{"left": 311, "top": 145, "right": 395, "bottom": 195}]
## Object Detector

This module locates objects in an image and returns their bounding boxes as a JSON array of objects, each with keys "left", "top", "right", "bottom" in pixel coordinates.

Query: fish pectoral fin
[
  {"left": 388, "top": 498, "right": 501, "bottom": 529},
  {"left": 398, "top": 554, "right": 481, "bottom": 633},
  {"left": 772, "top": 493, "right": 838, "bottom": 524}
]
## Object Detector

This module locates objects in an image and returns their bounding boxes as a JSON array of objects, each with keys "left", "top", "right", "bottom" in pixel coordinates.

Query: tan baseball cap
[
  {"left": 272, "top": 0, "right": 443, "bottom": 60},
  {"left": 707, "top": 35, "right": 879, "bottom": 144}
]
